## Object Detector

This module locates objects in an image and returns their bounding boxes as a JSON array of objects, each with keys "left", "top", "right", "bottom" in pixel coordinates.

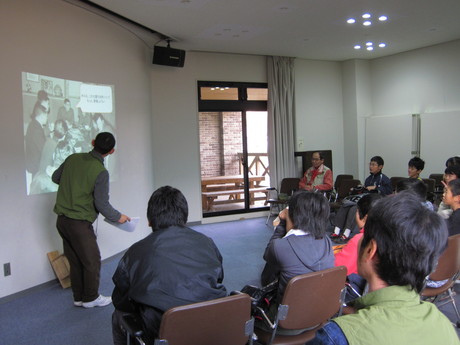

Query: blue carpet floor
[{"left": 0, "top": 216, "right": 459, "bottom": 344}]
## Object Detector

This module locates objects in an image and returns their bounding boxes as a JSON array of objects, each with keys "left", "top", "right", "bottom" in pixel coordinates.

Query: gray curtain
[{"left": 267, "top": 56, "right": 297, "bottom": 189}]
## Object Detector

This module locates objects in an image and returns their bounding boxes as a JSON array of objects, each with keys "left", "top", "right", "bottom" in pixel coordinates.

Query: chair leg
[{"left": 448, "top": 288, "right": 460, "bottom": 327}]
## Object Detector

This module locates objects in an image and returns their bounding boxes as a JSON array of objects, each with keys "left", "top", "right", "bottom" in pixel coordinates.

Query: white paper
[{"left": 104, "top": 217, "right": 139, "bottom": 232}]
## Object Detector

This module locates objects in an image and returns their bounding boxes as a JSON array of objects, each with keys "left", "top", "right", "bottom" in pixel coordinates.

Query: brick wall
[{"left": 199, "top": 112, "right": 242, "bottom": 177}]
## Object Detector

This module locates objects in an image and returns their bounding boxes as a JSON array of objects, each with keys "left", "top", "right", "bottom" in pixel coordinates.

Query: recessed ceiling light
[
  {"left": 366, "top": 42, "right": 373, "bottom": 46},
  {"left": 367, "top": 46, "right": 374, "bottom": 51},
  {"left": 362, "top": 13, "right": 371, "bottom": 19},
  {"left": 379, "top": 43, "right": 386, "bottom": 48},
  {"left": 354, "top": 45, "right": 361, "bottom": 50},
  {"left": 363, "top": 20, "right": 372, "bottom": 26},
  {"left": 347, "top": 18, "right": 356, "bottom": 24},
  {"left": 379, "top": 15, "right": 388, "bottom": 21}
]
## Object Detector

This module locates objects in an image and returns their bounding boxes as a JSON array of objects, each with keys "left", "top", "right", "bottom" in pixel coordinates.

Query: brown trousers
[{"left": 56, "top": 215, "right": 101, "bottom": 302}]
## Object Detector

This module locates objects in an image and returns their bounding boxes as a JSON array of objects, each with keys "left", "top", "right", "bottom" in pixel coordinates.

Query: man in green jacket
[
  {"left": 308, "top": 191, "right": 459, "bottom": 345},
  {"left": 52, "top": 132, "right": 130, "bottom": 308}
]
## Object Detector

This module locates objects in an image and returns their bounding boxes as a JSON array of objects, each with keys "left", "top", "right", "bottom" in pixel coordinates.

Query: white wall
[
  {"left": 294, "top": 59, "right": 345, "bottom": 177},
  {"left": 150, "top": 52, "right": 268, "bottom": 222},
  {"left": 0, "top": 0, "right": 154, "bottom": 298},
  {"left": 366, "top": 40, "right": 460, "bottom": 178}
]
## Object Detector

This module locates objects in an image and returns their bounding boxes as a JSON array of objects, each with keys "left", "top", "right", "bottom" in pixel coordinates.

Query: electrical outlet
[{"left": 4, "top": 263, "right": 11, "bottom": 276}]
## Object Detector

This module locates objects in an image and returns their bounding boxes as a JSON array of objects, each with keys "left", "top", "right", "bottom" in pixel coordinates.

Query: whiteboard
[
  {"left": 365, "top": 115, "right": 413, "bottom": 179},
  {"left": 421, "top": 111, "right": 460, "bottom": 175}
]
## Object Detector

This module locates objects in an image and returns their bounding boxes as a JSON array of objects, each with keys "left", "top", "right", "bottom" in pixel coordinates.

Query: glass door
[{"left": 198, "top": 81, "right": 269, "bottom": 216}]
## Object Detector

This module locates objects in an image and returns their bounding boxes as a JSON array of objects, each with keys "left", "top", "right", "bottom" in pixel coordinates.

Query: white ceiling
[{"left": 86, "top": 0, "right": 460, "bottom": 61}]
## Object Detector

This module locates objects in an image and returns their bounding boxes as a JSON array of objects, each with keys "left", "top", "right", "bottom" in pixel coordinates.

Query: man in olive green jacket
[{"left": 53, "top": 132, "right": 130, "bottom": 309}]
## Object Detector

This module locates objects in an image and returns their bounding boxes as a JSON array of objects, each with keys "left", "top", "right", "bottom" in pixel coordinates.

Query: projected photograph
[{"left": 22, "top": 72, "right": 117, "bottom": 195}]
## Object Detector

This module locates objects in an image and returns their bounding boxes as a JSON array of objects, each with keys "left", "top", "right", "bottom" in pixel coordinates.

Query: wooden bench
[{"left": 202, "top": 187, "right": 268, "bottom": 211}]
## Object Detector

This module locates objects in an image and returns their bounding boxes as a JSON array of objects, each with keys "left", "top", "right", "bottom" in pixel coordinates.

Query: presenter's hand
[{"left": 118, "top": 214, "right": 131, "bottom": 223}]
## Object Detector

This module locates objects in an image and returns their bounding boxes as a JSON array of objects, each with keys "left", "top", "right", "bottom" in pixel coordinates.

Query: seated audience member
[
  {"left": 396, "top": 178, "right": 434, "bottom": 211},
  {"left": 299, "top": 151, "right": 333, "bottom": 192},
  {"left": 438, "top": 165, "right": 460, "bottom": 219},
  {"left": 111, "top": 186, "right": 227, "bottom": 344},
  {"left": 443, "top": 179, "right": 460, "bottom": 236},
  {"left": 407, "top": 156, "right": 425, "bottom": 180},
  {"left": 331, "top": 156, "right": 392, "bottom": 242},
  {"left": 261, "top": 191, "right": 334, "bottom": 301},
  {"left": 308, "top": 191, "right": 458, "bottom": 345},
  {"left": 334, "top": 193, "right": 382, "bottom": 276}
]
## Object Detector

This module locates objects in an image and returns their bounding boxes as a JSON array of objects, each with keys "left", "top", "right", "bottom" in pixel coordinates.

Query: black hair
[
  {"left": 37, "top": 90, "right": 49, "bottom": 102},
  {"left": 288, "top": 191, "right": 329, "bottom": 239},
  {"left": 360, "top": 191, "right": 448, "bottom": 293},
  {"left": 64, "top": 98, "right": 70, "bottom": 104},
  {"left": 408, "top": 156, "right": 425, "bottom": 171},
  {"left": 445, "top": 165, "right": 460, "bottom": 179},
  {"left": 445, "top": 156, "right": 460, "bottom": 167},
  {"left": 396, "top": 178, "right": 427, "bottom": 200},
  {"left": 147, "top": 186, "right": 188, "bottom": 230},
  {"left": 448, "top": 179, "right": 460, "bottom": 197},
  {"left": 93, "top": 132, "right": 115, "bottom": 154},
  {"left": 356, "top": 193, "right": 383, "bottom": 219},
  {"left": 312, "top": 151, "right": 324, "bottom": 160},
  {"left": 370, "top": 156, "right": 384, "bottom": 166}
]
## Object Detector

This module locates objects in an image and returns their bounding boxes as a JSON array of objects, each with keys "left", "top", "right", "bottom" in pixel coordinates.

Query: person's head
[
  {"left": 369, "top": 156, "right": 384, "bottom": 175},
  {"left": 93, "top": 132, "right": 115, "bottom": 155},
  {"left": 396, "top": 178, "right": 427, "bottom": 201},
  {"left": 445, "top": 156, "right": 460, "bottom": 167},
  {"left": 288, "top": 191, "right": 329, "bottom": 239},
  {"left": 358, "top": 191, "right": 448, "bottom": 293},
  {"left": 444, "top": 165, "right": 460, "bottom": 184},
  {"left": 443, "top": 179, "right": 460, "bottom": 209},
  {"left": 37, "top": 90, "right": 50, "bottom": 112},
  {"left": 311, "top": 151, "right": 324, "bottom": 169},
  {"left": 355, "top": 193, "right": 383, "bottom": 229},
  {"left": 147, "top": 186, "right": 188, "bottom": 230},
  {"left": 64, "top": 98, "right": 71, "bottom": 110},
  {"left": 54, "top": 119, "right": 68, "bottom": 140},
  {"left": 408, "top": 157, "right": 425, "bottom": 179}
]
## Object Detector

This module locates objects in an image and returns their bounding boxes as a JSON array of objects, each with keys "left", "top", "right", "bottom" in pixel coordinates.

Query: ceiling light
[
  {"left": 379, "top": 15, "right": 388, "bottom": 21},
  {"left": 366, "top": 42, "right": 373, "bottom": 46},
  {"left": 379, "top": 43, "right": 386, "bottom": 48},
  {"left": 367, "top": 46, "right": 374, "bottom": 51},
  {"left": 362, "top": 13, "right": 371, "bottom": 19},
  {"left": 347, "top": 18, "right": 356, "bottom": 24},
  {"left": 354, "top": 45, "right": 361, "bottom": 50},
  {"left": 363, "top": 21, "right": 372, "bottom": 26}
]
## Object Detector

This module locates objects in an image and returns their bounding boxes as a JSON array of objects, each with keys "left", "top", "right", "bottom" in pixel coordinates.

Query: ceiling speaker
[{"left": 153, "top": 46, "right": 186, "bottom": 67}]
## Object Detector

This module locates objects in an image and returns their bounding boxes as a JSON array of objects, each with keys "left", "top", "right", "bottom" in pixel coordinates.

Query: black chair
[
  {"left": 429, "top": 174, "right": 444, "bottom": 204},
  {"left": 422, "top": 178, "right": 436, "bottom": 203},
  {"left": 329, "top": 179, "right": 361, "bottom": 212},
  {"left": 330, "top": 174, "right": 354, "bottom": 202},
  {"left": 265, "top": 178, "right": 300, "bottom": 224},
  {"left": 390, "top": 176, "right": 406, "bottom": 192},
  {"left": 121, "top": 294, "right": 254, "bottom": 345}
]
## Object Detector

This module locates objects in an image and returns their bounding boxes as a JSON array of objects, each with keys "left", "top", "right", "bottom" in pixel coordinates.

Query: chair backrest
[
  {"left": 279, "top": 178, "right": 300, "bottom": 195},
  {"left": 429, "top": 234, "right": 460, "bottom": 282},
  {"left": 390, "top": 176, "right": 406, "bottom": 192},
  {"left": 422, "top": 178, "right": 436, "bottom": 193},
  {"left": 429, "top": 173, "right": 444, "bottom": 190},
  {"left": 155, "top": 294, "right": 253, "bottom": 345},
  {"left": 336, "top": 179, "right": 361, "bottom": 200},
  {"left": 278, "top": 266, "right": 347, "bottom": 330},
  {"left": 334, "top": 174, "right": 353, "bottom": 191}
]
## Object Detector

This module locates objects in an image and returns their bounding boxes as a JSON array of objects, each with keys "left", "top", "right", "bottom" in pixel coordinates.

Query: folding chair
[
  {"left": 266, "top": 178, "right": 300, "bottom": 224},
  {"left": 121, "top": 294, "right": 254, "bottom": 345},
  {"left": 421, "top": 234, "right": 460, "bottom": 328},
  {"left": 254, "top": 266, "right": 347, "bottom": 345}
]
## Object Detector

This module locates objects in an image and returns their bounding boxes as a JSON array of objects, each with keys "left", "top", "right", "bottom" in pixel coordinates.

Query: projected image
[{"left": 22, "top": 72, "right": 117, "bottom": 195}]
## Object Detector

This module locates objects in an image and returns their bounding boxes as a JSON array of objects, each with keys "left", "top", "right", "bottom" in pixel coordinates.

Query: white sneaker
[
  {"left": 82, "top": 295, "right": 112, "bottom": 308},
  {"left": 74, "top": 301, "right": 83, "bottom": 307}
]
